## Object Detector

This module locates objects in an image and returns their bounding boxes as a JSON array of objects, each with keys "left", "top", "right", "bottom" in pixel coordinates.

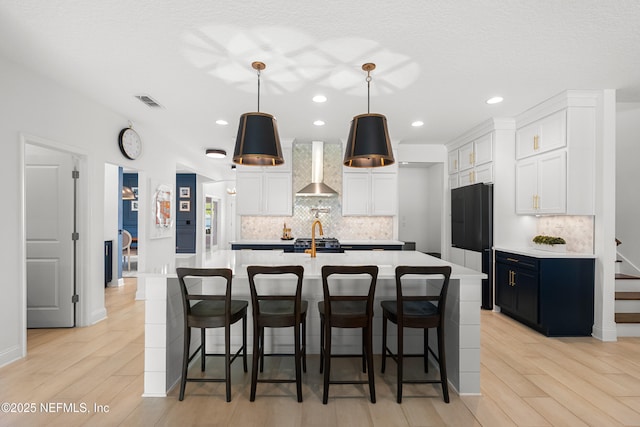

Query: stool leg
[
  {"left": 294, "top": 320, "right": 303, "bottom": 402},
  {"left": 201, "top": 328, "right": 206, "bottom": 372},
  {"left": 322, "top": 323, "right": 331, "bottom": 404},
  {"left": 243, "top": 314, "right": 248, "bottom": 372},
  {"left": 437, "top": 325, "right": 450, "bottom": 403},
  {"left": 362, "top": 331, "right": 366, "bottom": 373},
  {"left": 319, "top": 315, "right": 324, "bottom": 374},
  {"left": 365, "top": 324, "right": 376, "bottom": 404},
  {"left": 260, "top": 327, "right": 265, "bottom": 373},
  {"left": 381, "top": 314, "right": 387, "bottom": 373},
  {"left": 302, "top": 314, "right": 307, "bottom": 373},
  {"left": 397, "top": 323, "right": 404, "bottom": 404},
  {"left": 250, "top": 321, "right": 260, "bottom": 402},
  {"left": 179, "top": 326, "right": 190, "bottom": 401},
  {"left": 424, "top": 328, "right": 429, "bottom": 373},
  {"left": 225, "top": 323, "right": 231, "bottom": 402}
]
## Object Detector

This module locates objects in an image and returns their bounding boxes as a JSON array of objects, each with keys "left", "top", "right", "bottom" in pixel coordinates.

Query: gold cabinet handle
[
  {"left": 506, "top": 258, "right": 519, "bottom": 263},
  {"left": 454, "top": 159, "right": 457, "bottom": 170},
  {"left": 469, "top": 152, "right": 475, "bottom": 165},
  {"left": 533, "top": 135, "right": 539, "bottom": 151}
]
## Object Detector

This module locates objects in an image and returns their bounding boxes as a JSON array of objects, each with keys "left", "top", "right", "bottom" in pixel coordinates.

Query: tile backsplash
[
  {"left": 240, "top": 142, "right": 393, "bottom": 240},
  {"left": 536, "top": 215, "right": 594, "bottom": 253}
]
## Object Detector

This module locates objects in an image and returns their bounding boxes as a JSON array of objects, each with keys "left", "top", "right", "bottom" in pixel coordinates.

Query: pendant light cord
[
  {"left": 366, "top": 72, "right": 371, "bottom": 114},
  {"left": 257, "top": 68, "right": 261, "bottom": 112}
]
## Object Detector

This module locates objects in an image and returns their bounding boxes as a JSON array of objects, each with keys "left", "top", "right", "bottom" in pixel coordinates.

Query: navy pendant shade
[
  {"left": 233, "top": 112, "right": 284, "bottom": 166},
  {"left": 344, "top": 113, "right": 394, "bottom": 167}
]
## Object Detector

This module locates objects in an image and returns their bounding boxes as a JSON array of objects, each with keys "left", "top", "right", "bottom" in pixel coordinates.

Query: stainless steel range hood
[{"left": 296, "top": 141, "right": 338, "bottom": 197}]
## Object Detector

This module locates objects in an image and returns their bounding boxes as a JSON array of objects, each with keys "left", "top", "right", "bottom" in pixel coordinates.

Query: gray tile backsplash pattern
[
  {"left": 537, "top": 215, "right": 594, "bottom": 253},
  {"left": 240, "top": 142, "right": 393, "bottom": 240}
]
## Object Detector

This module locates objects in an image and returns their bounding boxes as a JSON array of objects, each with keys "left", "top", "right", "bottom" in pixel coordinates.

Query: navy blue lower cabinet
[{"left": 495, "top": 251, "right": 594, "bottom": 336}]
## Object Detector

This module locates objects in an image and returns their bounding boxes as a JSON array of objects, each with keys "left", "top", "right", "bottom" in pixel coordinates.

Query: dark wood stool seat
[
  {"left": 381, "top": 265, "right": 452, "bottom": 403},
  {"left": 247, "top": 265, "right": 307, "bottom": 402},
  {"left": 319, "top": 265, "right": 378, "bottom": 404},
  {"left": 176, "top": 268, "right": 248, "bottom": 402}
]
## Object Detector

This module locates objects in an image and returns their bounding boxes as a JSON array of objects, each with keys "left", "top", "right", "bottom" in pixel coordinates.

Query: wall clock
[{"left": 118, "top": 127, "right": 142, "bottom": 160}]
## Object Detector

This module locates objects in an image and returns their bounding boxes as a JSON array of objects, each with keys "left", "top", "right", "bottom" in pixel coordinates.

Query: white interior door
[{"left": 26, "top": 144, "right": 75, "bottom": 328}]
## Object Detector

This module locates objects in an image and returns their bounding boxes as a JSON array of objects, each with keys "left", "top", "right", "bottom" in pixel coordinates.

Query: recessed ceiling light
[
  {"left": 411, "top": 121, "right": 424, "bottom": 127},
  {"left": 312, "top": 95, "right": 327, "bottom": 103},
  {"left": 215, "top": 119, "right": 228, "bottom": 125},
  {"left": 486, "top": 96, "right": 504, "bottom": 105},
  {"left": 205, "top": 149, "right": 227, "bottom": 159},
  {"left": 313, "top": 120, "right": 325, "bottom": 126}
]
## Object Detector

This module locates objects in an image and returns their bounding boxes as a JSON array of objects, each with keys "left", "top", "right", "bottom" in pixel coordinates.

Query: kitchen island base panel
[{"left": 142, "top": 274, "right": 482, "bottom": 397}]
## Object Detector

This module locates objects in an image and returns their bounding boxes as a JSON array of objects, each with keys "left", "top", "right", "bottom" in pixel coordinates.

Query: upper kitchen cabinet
[
  {"left": 516, "top": 110, "right": 566, "bottom": 160},
  {"left": 342, "top": 167, "right": 398, "bottom": 217},
  {"left": 514, "top": 91, "right": 597, "bottom": 215},
  {"left": 516, "top": 150, "right": 566, "bottom": 214},
  {"left": 447, "top": 126, "right": 496, "bottom": 189},
  {"left": 448, "top": 150, "right": 459, "bottom": 174},
  {"left": 236, "top": 143, "right": 293, "bottom": 216}
]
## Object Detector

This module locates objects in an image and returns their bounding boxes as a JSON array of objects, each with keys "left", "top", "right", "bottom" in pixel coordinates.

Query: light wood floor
[{"left": 1, "top": 278, "right": 640, "bottom": 426}]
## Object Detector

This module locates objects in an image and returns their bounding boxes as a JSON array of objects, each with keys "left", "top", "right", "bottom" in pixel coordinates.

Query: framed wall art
[{"left": 179, "top": 187, "right": 190, "bottom": 198}]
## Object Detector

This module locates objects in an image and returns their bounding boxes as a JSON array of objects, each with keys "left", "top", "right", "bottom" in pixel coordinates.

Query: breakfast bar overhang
[{"left": 139, "top": 250, "right": 485, "bottom": 397}]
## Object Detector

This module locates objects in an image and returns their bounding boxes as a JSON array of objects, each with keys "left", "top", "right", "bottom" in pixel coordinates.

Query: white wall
[
  {"left": 0, "top": 54, "right": 229, "bottom": 366},
  {"left": 398, "top": 166, "right": 430, "bottom": 251},
  {"left": 426, "top": 164, "right": 444, "bottom": 253},
  {"left": 103, "top": 164, "right": 119, "bottom": 286},
  {"left": 616, "top": 102, "right": 640, "bottom": 273}
]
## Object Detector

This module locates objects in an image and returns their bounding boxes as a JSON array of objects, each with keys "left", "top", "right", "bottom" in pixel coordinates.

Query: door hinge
[
  {"left": 72, "top": 170, "right": 80, "bottom": 179},
  {"left": 72, "top": 232, "right": 80, "bottom": 241},
  {"left": 72, "top": 294, "right": 79, "bottom": 304}
]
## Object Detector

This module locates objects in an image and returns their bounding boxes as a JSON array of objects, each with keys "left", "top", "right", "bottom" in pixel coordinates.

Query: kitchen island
[{"left": 139, "top": 250, "right": 485, "bottom": 397}]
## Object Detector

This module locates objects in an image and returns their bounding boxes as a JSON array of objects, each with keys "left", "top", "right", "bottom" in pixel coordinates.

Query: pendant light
[
  {"left": 344, "top": 63, "right": 395, "bottom": 168},
  {"left": 233, "top": 61, "right": 284, "bottom": 166}
]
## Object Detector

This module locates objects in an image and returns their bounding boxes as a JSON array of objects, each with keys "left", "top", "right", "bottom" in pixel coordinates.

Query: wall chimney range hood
[{"left": 296, "top": 141, "right": 338, "bottom": 197}]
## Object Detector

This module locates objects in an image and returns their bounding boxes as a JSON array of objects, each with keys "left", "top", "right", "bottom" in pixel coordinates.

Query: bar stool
[
  {"left": 380, "top": 265, "right": 452, "bottom": 403},
  {"left": 247, "top": 265, "right": 307, "bottom": 402},
  {"left": 318, "top": 265, "right": 378, "bottom": 404},
  {"left": 176, "top": 268, "right": 248, "bottom": 402}
]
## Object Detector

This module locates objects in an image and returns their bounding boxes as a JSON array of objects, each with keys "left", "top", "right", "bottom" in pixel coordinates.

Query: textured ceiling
[{"left": 1, "top": 0, "right": 639, "bottom": 171}]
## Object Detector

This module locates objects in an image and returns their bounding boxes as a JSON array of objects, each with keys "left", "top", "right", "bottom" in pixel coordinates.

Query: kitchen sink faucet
[{"left": 305, "top": 220, "right": 323, "bottom": 258}]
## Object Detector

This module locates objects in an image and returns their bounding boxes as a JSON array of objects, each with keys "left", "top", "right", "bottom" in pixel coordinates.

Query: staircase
[{"left": 615, "top": 273, "right": 640, "bottom": 336}]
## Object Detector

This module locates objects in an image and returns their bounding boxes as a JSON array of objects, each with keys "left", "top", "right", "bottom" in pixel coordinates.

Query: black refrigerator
[{"left": 451, "top": 183, "right": 493, "bottom": 309}]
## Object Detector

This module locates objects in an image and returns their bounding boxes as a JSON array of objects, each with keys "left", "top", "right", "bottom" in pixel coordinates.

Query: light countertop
[
  {"left": 142, "top": 249, "right": 485, "bottom": 280},
  {"left": 494, "top": 246, "right": 597, "bottom": 259},
  {"left": 230, "top": 239, "right": 404, "bottom": 246}
]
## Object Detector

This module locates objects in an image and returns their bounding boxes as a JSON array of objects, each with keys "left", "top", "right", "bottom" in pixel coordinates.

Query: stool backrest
[
  {"left": 321, "top": 265, "right": 378, "bottom": 319},
  {"left": 176, "top": 267, "right": 233, "bottom": 322},
  {"left": 394, "top": 265, "right": 452, "bottom": 317},
  {"left": 247, "top": 265, "right": 305, "bottom": 319}
]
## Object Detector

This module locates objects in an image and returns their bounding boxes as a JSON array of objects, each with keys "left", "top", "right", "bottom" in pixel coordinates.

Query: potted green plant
[{"left": 532, "top": 235, "right": 567, "bottom": 252}]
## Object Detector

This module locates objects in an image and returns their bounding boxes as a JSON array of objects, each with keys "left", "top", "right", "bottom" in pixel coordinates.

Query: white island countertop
[{"left": 144, "top": 249, "right": 485, "bottom": 280}]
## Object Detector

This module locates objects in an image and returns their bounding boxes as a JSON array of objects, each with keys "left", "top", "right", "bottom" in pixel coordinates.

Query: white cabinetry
[
  {"left": 516, "top": 110, "right": 566, "bottom": 159},
  {"left": 236, "top": 145, "right": 292, "bottom": 216},
  {"left": 516, "top": 151, "right": 566, "bottom": 214},
  {"left": 448, "top": 132, "right": 493, "bottom": 188},
  {"left": 514, "top": 92, "right": 596, "bottom": 215},
  {"left": 342, "top": 169, "right": 397, "bottom": 216}
]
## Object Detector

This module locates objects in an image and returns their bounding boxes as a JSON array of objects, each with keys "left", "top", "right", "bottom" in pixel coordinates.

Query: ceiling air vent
[{"left": 135, "top": 94, "right": 163, "bottom": 108}]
